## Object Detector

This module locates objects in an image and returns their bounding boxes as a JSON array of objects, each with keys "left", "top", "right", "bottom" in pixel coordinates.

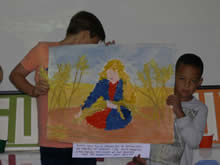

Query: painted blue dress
[{"left": 81, "top": 79, "right": 132, "bottom": 130}]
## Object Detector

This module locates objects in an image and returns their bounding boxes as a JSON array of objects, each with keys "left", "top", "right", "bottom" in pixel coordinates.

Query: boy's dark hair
[
  {"left": 66, "top": 11, "right": 105, "bottom": 41},
  {"left": 175, "top": 53, "right": 204, "bottom": 77}
]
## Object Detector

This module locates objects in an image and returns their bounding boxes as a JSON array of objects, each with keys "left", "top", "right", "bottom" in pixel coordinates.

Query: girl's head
[
  {"left": 106, "top": 69, "right": 119, "bottom": 84},
  {"left": 100, "top": 59, "right": 136, "bottom": 103},
  {"left": 99, "top": 59, "right": 129, "bottom": 82}
]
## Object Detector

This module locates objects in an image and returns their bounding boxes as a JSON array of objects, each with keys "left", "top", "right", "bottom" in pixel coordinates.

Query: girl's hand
[
  {"left": 166, "top": 95, "right": 185, "bottom": 118},
  {"left": 75, "top": 110, "right": 82, "bottom": 119},
  {"left": 107, "top": 100, "right": 117, "bottom": 109}
]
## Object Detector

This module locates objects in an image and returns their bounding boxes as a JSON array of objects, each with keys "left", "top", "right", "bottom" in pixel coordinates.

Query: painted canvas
[{"left": 46, "top": 44, "right": 176, "bottom": 143}]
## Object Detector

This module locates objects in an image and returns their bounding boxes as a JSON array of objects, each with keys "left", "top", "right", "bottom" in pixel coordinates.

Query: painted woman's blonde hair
[{"left": 99, "top": 59, "right": 136, "bottom": 103}]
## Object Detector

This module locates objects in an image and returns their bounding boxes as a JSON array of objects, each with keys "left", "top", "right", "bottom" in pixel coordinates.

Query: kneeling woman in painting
[{"left": 79, "top": 59, "right": 136, "bottom": 130}]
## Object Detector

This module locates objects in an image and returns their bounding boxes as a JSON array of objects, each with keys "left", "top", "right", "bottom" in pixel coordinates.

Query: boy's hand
[
  {"left": 32, "top": 79, "right": 49, "bottom": 97},
  {"left": 132, "top": 154, "right": 147, "bottom": 165},
  {"left": 104, "top": 40, "right": 115, "bottom": 46},
  {"left": 167, "top": 95, "right": 185, "bottom": 118}
]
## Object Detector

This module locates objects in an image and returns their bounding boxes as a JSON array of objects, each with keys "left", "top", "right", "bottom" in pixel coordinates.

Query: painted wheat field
[{"left": 46, "top": 44, "right": 176, "bottom": 143}]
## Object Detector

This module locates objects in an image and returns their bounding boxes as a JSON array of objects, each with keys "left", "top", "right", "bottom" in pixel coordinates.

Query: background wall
[{"left": 0, "top": 0, "right": 220, "bottom": 90}]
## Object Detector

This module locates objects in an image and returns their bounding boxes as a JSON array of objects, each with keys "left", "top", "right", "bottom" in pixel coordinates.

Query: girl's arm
[{"left": 82, "top": 79, "right": 107, "bottom": 109}]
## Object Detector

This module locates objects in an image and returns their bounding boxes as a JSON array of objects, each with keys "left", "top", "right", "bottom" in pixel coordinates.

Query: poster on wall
[{"left": 45, "top": 43, "right": 175, "bottom": 144}]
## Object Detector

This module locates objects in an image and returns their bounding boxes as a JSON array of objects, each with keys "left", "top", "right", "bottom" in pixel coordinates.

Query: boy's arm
[
  {"left": 176, "top": 103, "right": 208, "bottom": 148},
  {"left": 167, "top": 94, "right": 208, "bottom": 148},
  {"left": 9, "top": 63, "right": 48, "bottom": 97}
]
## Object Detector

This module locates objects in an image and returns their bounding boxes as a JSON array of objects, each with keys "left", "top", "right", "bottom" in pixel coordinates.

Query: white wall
[{"left": 0, "top": 0, "right": 220, "bottom": 90}]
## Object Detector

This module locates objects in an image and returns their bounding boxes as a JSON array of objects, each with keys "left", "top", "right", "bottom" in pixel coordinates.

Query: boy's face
[
  {"left": 80, "top": 36, "right": 100, "bottom": 44},
  {"left": 174, "top": 64, "right": 203, "bottom": 101},
  {"left": 77, "top": 31, "right": 101, "bottom": 44}
]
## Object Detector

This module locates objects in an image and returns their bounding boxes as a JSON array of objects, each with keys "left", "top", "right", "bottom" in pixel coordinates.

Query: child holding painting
[
  {"left": 128, "top": 53, "right": 208, "bottom": 165},
  {"left": 9, "top": 10, "right": 114, "bottom": 165}
]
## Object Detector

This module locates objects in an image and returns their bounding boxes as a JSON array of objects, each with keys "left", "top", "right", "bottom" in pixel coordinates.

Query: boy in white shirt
[{"left": 130, "top": 53, "right": 208, "bottom": 165}]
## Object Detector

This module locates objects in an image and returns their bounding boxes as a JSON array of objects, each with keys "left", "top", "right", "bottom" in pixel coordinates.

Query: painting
[{"left": 45, "top": 43, "right": 176, "bottom": 144}]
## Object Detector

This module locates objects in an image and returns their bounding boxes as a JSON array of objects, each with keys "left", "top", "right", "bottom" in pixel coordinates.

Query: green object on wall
[
  {"left": 8, "top": 96, "right": 17, "bottom": 143},
  {"left": 24, "top": 95, "right": 31, "bottom": 136},
  {"left": 0, "top": 93, "right": 38, "bottom": 148}
]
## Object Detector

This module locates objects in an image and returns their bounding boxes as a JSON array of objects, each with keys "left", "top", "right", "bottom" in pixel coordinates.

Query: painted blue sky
[{"left": 49, "top": 44, "right": 176, "bottom": 86}]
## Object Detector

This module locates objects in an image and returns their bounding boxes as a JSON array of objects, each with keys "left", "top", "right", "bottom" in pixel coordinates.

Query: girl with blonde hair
[{"left": 80, "top": 59, "right": 136, "bottom": 130}]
